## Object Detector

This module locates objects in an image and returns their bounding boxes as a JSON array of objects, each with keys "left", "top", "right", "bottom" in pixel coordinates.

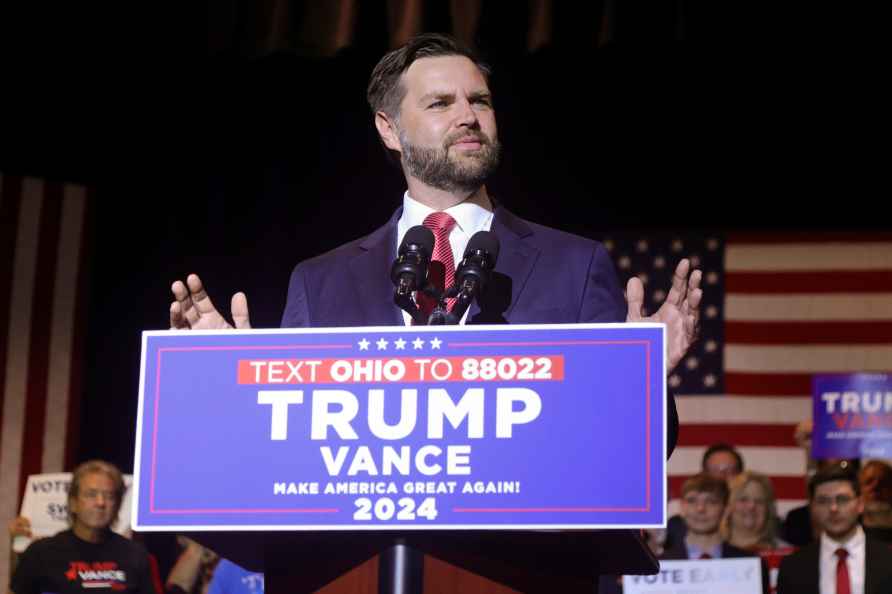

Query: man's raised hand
[
  {"left": 626, "top": 258, "right": 702, "bottom": 371},
  {"left": 169, "top": 273, "right": 251, "bottom": 330}
]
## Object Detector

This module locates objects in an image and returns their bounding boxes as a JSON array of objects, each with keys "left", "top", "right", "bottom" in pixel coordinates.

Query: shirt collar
[
  {"left": 684, "top": 538, "right": 723, "bottom": 560},
  {"left": 821, "top": 524, "right": 866, "bottom": 561},
  {"left": 401, "top": 191, "right": 493, "bottom": 235}
]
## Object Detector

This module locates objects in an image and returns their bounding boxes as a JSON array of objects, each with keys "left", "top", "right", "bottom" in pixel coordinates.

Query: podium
[
  {"left": 186, "top": 529, "right": 658, "bottom": 593},
  {"left": 133, "top": 324, "right": 667, "bottom": 593}
]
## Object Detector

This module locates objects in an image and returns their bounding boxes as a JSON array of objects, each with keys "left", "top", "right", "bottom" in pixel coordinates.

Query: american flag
[
  {"left": 603, "top": 232, "right": 892, "bottom": 520},
  {"left": 0, "top": 173, "right": 91, "bottom": 587}
]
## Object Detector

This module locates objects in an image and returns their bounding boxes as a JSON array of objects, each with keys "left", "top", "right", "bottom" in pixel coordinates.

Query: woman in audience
[
  {"left": 721, "top": 471, "right": 788, "bottom": 551},
  {"left": 860, "top": 459, "right": 892, "bottom": 543}
]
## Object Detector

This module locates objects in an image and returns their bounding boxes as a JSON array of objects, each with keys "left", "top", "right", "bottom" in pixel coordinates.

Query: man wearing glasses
[{"left": 777, "top": 465, "right": 892, "bottom": 594}]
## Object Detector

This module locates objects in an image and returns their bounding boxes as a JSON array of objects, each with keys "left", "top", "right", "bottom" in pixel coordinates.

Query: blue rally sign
[
  {"left": 813, "top": 373, "right": 892, "bottom": 459},
  {"left": 133, "top": 323, "right": 666, "bottom": 531}
]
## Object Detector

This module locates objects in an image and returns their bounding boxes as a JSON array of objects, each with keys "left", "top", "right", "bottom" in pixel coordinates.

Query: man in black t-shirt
[{"left": 9, "top": 460, "right": 157, "bottom": 594}]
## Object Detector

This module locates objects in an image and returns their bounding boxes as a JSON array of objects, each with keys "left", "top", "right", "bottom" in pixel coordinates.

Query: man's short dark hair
[
  {"left": 701, "top": 443, "right": 744, "bottom": 473},
  {"left": 808, "top": 464, "right": 861, "bottom": 500},
  {"left": 366, "top": 33, "right": 491, "bottom": 119},
  {"left": 681, "top": 473, "right": 730, "bottom": 506}
]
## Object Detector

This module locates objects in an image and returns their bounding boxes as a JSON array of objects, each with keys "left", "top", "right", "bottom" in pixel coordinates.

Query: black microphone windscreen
[
  {"left": 401, "top": 225, "right": 435, "bottom": 257},
  {"left": 464, "top": 230, "right": 500, "bottom": 264}
]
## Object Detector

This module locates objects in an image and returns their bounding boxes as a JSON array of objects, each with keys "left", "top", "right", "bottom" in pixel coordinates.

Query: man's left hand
[{"left": 626, "top": 258, "right": 702, "bottom": 371}]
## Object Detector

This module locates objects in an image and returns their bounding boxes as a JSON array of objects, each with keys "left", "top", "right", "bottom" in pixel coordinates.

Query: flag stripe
[
  {"left": 725, "top": 373, "right": 813, "bottom": 396},
  {"left": 676, "top": 396, "right": 811, "bottom": 424},
  {"left": 19, "top": 183, "right": 63, "bottom": 502},
  {"left": 42, "top": 185, "right": 87, "bottom": 473},
  {"left": 726, "top": 345, "right": 892, "bottom": 373},
  {"left": 725, "top": 243, "right": 892, "bottom": 271},
  {"left": 0, "top": 176, "right": 89, "bottom": 588},
  {"left": 725, "top": 321, "right": 892, "bottom": 345},
  {"left": 725, "top": 271, "right": 892, "bottom": 294},
  {"left": 676, "top": 424, "right": 797, "bottom": 447},
  {"left": 0, "top": 174, "right": 23, "bottom": 458},
  {"left": 668, "top": 446, "right": 807, "bottom": 476},
  {"left": 65, "top": 187, "right": 92, "bottom": 471},
  {"left": 669, "top": 475, "right": 807, "bottom": 500},
  {"left": 725, "top": 294, "right": 892, "bottom": 321},
  {"left": 0, "top": 179, "right": 43, "bottom": 589}
]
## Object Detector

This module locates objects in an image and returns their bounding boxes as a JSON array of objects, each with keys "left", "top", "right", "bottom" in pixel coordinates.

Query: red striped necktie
[{"left": 416, "top": 211, "right": 457, "bottom": 320}]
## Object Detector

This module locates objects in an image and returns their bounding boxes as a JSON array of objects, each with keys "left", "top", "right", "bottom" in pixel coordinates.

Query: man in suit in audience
[
  {"left": 663, "top": 443, "right": 745, "bottom": 551},
  {"left": 777, "top": 465, "right": 892, "bottom": 594}
]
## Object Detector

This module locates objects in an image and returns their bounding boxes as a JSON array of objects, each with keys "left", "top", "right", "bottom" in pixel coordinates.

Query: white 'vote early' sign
[
  {"left": 623, "top": 558, "right": 762, "bottom": 594},
  {"left": 13, "top": 473, "right": 134, "bottom": 553}
]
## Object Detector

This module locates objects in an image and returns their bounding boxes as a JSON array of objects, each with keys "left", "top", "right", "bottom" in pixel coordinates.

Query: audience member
[
  {"left": 662, "top": 473, "right": 768, "bottom": 592},
  {"left": 664, "top": 443, "right": 745, "bottom": 550},
  {"left": 722, "top": 471, "right": 789, "bottom": 552},
  {"left": 777, "top": 464, "right": 892, "bottom": 594},
  {"left": 9, "top": 460, "right": 158, "bottom": 594},
  {"left": 859, "top": 460, "right": 892, "bottom": 544},
  {"left": 165, "top": 536, "right": 219, "bottom": 594}
]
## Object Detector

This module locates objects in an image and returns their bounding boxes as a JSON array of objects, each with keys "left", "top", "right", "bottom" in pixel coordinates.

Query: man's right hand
[{"left": 169, "top": 274, "right": 252, "bottom": 330}]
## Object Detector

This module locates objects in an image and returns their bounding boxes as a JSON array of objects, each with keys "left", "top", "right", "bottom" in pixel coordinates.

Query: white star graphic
[
  {"left": 358, "top": 338, "right": 370, "bottom": 351},
  {"left": 429, "top": 337, "right": 442, "bottom": 349},
  {"left": 412, "top": 337, "right": 425, "bottom": 349},
  {"left": 394, "top": 338, "right": 407, "bottom": 350},
  {"left": 376, "top": 338, "right": 389, "bottom": 350}
]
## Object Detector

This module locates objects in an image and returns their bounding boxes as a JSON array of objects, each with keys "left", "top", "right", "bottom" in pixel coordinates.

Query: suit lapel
[
  {"left": 348, "top": 208, "right": 404, "bottom": 326},
  {"left": 356, "top": 204, "right": 539, "bottom": 325},
  {"left": 804, "top": 542, "right": 821, "bottom": 592},
  {"left": 468, "top": 206, "right": 539, "bottom": 321}
]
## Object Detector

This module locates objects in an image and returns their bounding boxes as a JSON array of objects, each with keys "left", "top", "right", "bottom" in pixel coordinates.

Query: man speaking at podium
[
  {"left": 166, "top": 31, "right": 700, "bottom": 593},
  {"left": 168, "top": 34, "right": 700, "bottom": 462}
]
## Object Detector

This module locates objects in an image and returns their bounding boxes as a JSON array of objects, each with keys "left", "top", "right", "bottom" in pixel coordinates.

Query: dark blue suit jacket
[{"left": 281, "top": 204, "right": 678, "bottom": 455}]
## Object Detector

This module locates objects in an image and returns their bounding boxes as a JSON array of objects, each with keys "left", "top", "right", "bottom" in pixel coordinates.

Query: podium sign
[{"left": 133, "top": 323, "right": 665, "bottom": 531}]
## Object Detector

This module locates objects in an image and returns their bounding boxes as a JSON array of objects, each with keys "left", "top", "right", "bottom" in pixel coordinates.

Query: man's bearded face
[{"left": 399, "top": 126, "right": 501, "bottom": 193}]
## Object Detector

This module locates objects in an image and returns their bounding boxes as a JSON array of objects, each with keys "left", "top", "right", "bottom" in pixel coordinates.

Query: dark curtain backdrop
[{"left": 1, "top": 1, "right": 881, "bottom": 473}]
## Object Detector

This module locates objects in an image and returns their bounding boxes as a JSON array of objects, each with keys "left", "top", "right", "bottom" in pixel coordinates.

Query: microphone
[
  {"left": 391, "top": 225, "right": 435, "bottom": 325},
  {"left": 453, "top": 231, "right": 500, "bottom": 297},
  {"left": 444, "top": 231, "right": 500, "bottom": 322},
  {"left": 391, "top": 225, "right": 435, "bottom": 296}
]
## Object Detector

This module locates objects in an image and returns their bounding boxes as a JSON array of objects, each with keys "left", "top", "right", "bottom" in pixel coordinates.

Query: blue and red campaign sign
[
  {"left": 813, "top": 373, "right": 892, "bottom": 459},
  {"left": 133, "top": 323, "right": 666, "bottom": 530}
]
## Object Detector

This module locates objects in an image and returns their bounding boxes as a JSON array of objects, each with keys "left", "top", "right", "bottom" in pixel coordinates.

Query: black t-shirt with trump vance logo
[{"left": 11, "top": 529, "right": 157, "bottom": 594}]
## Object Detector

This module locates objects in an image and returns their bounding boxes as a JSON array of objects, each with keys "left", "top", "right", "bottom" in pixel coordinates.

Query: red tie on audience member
[
  {"left": 415, "top": 212, "right": 457, "bottom": 320},
  {"left": 699, "top": 553, "right": 712, "bottom": 560},
  {"left": 835, "top": 548, "right": 851, "bottom": 594}
]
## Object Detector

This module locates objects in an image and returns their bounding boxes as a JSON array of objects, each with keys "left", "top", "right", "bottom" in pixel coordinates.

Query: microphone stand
[
  {"left": 393, "top": 277, "right": 428, "bottom": 326},
  {"left": 443, "top": 279, "right": 475, "bottom": 323},
  {"left": 425, "top": 284, "right": 459, "bottom": 325}
]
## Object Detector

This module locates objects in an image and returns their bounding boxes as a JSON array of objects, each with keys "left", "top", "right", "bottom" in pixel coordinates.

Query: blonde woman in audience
[{"left": 722, "top": 471, "right": 789, "bottom": 552}]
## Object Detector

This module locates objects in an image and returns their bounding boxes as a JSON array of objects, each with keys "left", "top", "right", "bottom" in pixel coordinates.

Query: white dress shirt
[
  {"left": 820, "top": 525, "right": 866, "bottom": 594},
  {"left": 396, "top": 191, "right": 495, "bottom": 326}
]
